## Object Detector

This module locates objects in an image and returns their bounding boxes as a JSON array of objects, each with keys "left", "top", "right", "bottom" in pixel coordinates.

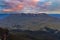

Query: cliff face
[{"left": 0, "top": 13, "right": 60, "bottom": 31}]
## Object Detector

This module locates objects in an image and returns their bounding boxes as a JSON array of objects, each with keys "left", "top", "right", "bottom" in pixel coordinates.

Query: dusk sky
[{"left": 0, "top": 0, "right": 60, "bottom": 14}]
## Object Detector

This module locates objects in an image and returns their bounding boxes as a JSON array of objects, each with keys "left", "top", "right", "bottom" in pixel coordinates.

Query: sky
[{"left": 0, "top": 0, "right": 60, "bottom": 14}]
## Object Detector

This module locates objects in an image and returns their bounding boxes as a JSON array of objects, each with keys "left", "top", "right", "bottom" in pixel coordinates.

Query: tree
[{"left": 0, "top": 28, "right": 9, "bottom": 40}]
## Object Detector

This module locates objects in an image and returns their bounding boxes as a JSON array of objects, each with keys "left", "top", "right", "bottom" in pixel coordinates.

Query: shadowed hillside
[
  {"left": 0, "top": 13, "right": 60, "bottom": 31},
  {"left": 0, "top": 13, "right": 60, "bottom": 40}
]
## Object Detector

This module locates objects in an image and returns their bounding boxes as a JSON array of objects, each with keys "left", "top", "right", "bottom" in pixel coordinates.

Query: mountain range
[{"left": 0, "top": 13, "right": 60, "bottom": 31}]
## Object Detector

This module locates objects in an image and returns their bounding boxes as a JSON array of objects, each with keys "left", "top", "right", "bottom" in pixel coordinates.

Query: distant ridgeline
[
  {"left": 48, "top": 14, "right": 60, "bottom": 18},
  {"left": 0, "top": 12, "right": 60, "bottom": 18},
  {"left": 10, "top": 13, "right": 48, "bottom": 16}
]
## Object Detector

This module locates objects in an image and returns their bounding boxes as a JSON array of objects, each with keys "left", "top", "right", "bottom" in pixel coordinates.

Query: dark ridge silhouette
[
  {"left": 0, "top": 27, "right": 60, "bottom": 40},
  {"left": 8, "top": 27, "right": 60, "bottom": 40}
]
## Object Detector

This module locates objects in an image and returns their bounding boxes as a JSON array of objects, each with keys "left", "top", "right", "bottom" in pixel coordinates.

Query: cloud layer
[{"left": 0, "top": 0, "right": 60, "bottom": 13}]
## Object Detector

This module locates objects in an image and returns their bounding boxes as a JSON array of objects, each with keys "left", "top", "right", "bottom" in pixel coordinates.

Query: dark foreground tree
[{"left": 0, "top": 28, "right": 9, "bottom": 40}]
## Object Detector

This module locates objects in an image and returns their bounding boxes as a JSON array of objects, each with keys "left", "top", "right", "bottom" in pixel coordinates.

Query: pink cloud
[
  {"left": 3, "top": 0, "right": 40, "bottom": 12},
  {"left": 2, "top": 0, "right": 53, "bottom": 13}
]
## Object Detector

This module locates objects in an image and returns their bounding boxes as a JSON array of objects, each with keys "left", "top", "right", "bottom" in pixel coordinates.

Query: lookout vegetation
[{"left": 0, "top": 27, "right": 60, "bottom": 40}]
